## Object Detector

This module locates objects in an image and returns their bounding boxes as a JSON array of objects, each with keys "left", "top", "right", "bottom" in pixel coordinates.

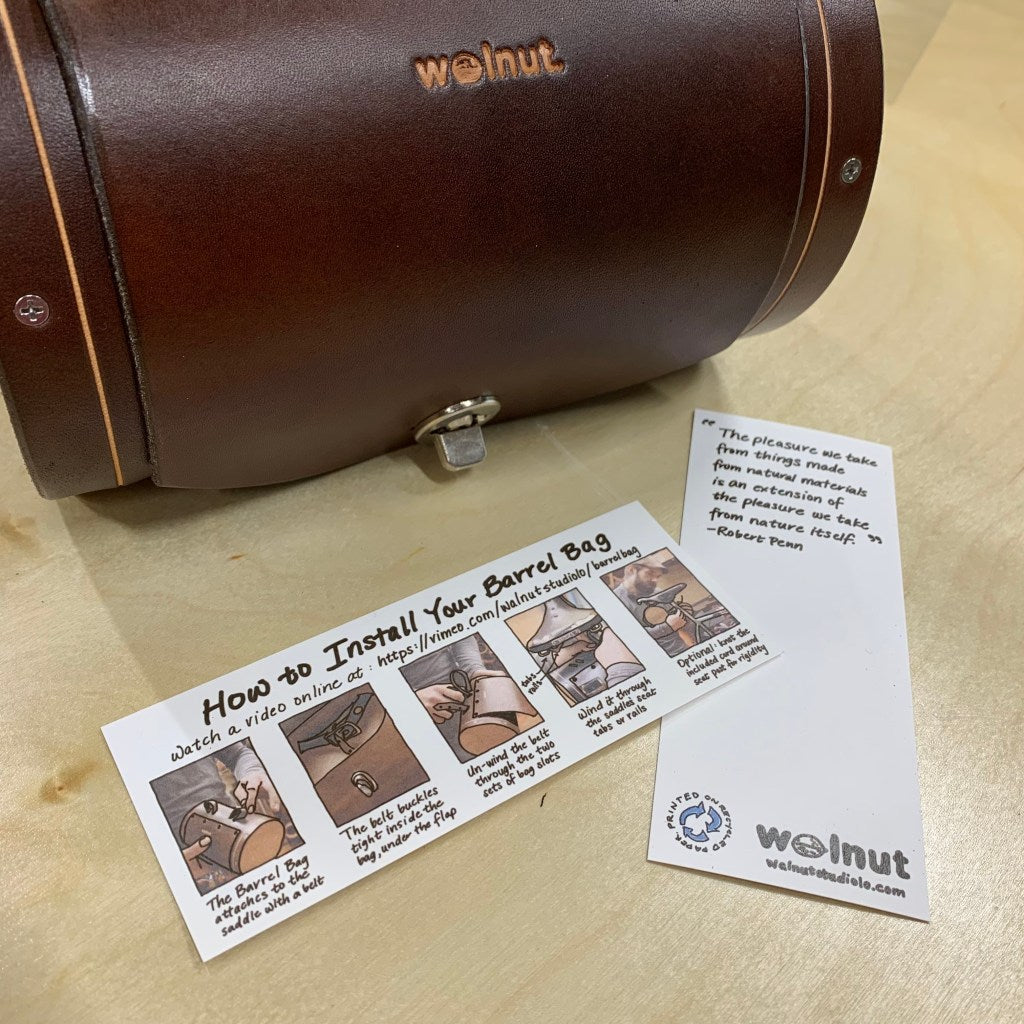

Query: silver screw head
[
  {"left": 14, "top": 294, "right": 49, "bottom": 327},
  {"left": 840, "top": 157, "right": 863, "bottom": 184}
]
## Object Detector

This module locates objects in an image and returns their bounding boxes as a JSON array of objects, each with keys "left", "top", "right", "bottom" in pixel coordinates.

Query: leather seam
[
  {"left": 36, "top": 0, "right": 160, "bottom": 482},
  {"left": 743, "top": 0, "right": 811, "bottom": 334},
  {"left": 748, "top": 0, "right": 834, "bottom": 331},
  {"left": 0, "top": 0, "right": 124, "bottom": 485}
]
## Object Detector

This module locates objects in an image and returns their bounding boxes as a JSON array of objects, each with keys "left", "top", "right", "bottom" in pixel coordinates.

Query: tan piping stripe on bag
[
  {"left": 749, "top": 0, "right": 835, "bottom": 331},
  {"left": 0, "top": 0, "right": 124, "bottom": 485}
]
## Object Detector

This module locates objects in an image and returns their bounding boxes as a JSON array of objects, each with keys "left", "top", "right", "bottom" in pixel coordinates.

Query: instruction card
[
  {"left": 650, "top": 412, "right": 928, "bottom": 920},
  {"left": 104, "top": 503, "right": 777, "bottom": 959}
]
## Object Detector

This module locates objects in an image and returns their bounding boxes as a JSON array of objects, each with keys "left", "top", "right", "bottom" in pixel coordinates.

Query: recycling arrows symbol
[{"left": 679, "top": 801, "right": 723, "bottom": 843}]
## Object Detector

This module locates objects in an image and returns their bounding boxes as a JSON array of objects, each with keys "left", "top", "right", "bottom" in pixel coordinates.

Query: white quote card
[
  {"left": 650, "top": 412, "right": 928, "bottom": 920},
  {"left": 104, "top": 502, "right": 778, "bottom": 960}
]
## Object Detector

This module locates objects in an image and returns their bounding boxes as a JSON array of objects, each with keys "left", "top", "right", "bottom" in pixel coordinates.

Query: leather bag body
[{"left": 0, "top": 0, "right": 883, "bottom": 497}]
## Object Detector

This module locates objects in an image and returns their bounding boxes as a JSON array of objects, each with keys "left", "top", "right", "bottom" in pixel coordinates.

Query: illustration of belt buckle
[
  {"left": 321, "top": 719, "right": 362, "bottom": 751},
  {"left": 433, "top": 668, "right": 472, "bottom": 715},
  {"left": 297, "top": 691, "right": 372, "bottom": 753}
]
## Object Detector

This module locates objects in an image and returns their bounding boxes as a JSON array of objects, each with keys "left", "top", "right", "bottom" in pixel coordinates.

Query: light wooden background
[{"left": 2, "top": 2, "right": 1021, "bottom": 1021}]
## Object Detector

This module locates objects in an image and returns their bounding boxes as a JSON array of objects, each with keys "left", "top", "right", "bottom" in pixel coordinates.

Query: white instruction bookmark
[
  {"left": 104, "top": 502, "right": 778, "bottom": 960},
  {"left": 649, "top": 411, "right": 928, "bottom": 920}
]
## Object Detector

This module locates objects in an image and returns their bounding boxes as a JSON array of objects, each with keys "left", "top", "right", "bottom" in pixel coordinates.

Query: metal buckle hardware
[{"left": 414, "top": 395, "right": 501, "bottom": 471}]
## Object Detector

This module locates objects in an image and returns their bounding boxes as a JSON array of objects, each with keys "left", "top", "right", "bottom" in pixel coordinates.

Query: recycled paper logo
[{"left": 666, "top": 792, "right": 732, "bottom": 853}]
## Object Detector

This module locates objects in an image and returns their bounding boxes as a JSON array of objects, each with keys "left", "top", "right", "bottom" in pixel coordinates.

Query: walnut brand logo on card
[
  {"left": 414, "top": 39, "right": 566, "bottom": 91},
  {"left": 756, "top": 823, "right": 912, "bottom": 880}
]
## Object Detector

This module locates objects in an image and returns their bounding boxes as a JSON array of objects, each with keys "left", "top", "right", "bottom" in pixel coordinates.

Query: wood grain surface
[{"left": 1, "top": 2, "right": 1022, "bottom": 1021}]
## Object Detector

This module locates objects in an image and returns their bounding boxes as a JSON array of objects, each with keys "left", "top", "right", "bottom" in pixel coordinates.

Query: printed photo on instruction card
[
  {"left": 150, "top": 738, "right": 304, "bottom": 895},
  {"left": 399, "top": 634, "right": 544, "bottom": 762},
  {"left": 103, "top": 503, "right": 780, "bottom": 960},
  {"left": 601, "top": 549, "right": 739, "bottom": 657},
  {"left": 505, "top": 589, "right": 644, "bottom": 707},
  {"left": 279, "top": 683, "right": 430, "bottom": 828}
]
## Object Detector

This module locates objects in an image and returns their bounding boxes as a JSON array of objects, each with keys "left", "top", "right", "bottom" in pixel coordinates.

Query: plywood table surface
[{"left": 1, "top": 2, "right": 1022, "bottom": 1021}]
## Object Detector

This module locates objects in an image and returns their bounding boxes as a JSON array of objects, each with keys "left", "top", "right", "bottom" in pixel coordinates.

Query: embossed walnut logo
[{"left": 414, "top": 39, "right": 565, "bottom": 91}]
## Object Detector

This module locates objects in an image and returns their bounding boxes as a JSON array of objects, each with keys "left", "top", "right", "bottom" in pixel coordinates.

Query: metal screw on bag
[
  {"left": 840, "top": 157, "right": 863, "bottom": 184},
  {"left": 14, "top": 294, "right": 49, "bottom": 327}
]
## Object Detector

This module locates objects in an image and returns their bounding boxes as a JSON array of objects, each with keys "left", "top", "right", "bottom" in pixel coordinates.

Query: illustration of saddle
[
  {"left": 526, "top": 594, "right": 604, "bottom": 657},
  {"left": 527, "top": 594, "right": 610, "bottom": 704},
  {"left": 637, "top": 583, "right": 735, "bottom": 643}
]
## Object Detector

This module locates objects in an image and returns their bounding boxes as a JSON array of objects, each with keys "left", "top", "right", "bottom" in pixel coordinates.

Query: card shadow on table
[{"left": 656, "top": 859, "right": 925, "bottom": 924}]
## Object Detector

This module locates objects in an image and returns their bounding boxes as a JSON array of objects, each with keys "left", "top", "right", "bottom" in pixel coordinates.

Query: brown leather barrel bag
[{"left": 0, "top": 0, "right": 882, "bottom": 498}]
